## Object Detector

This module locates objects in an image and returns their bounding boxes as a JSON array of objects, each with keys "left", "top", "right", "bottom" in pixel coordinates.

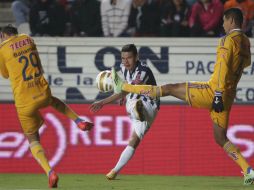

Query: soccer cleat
[
  {"left": 243, "top": 167, "right": 254, "bottom": 185},
  {"left": 111, "top": 67, "right": 124, "bottom": 94},
  {"left": 77, "top": 120, "right": 94, "bottom": 131},
  {"left": 48, "top": 170, "right": 59, "bottom": 188},
  {"left": 106, "top": 169, "right": 117, "bottom": 180}
]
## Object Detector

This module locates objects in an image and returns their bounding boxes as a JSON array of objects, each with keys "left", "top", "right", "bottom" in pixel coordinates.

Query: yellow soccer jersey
[
  {"left": 208, "top": 29, "right": 251, "bottom": 94},
  {"left": 0, "top": 34, "right": 50, "bottom": 107}
]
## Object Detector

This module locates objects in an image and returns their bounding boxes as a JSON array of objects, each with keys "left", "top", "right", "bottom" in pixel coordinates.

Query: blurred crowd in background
[{"left": 9, "top": 0, "right": 254, "bottom": 37}]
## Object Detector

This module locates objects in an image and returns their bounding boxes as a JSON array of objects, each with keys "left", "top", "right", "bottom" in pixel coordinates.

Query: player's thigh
[
  {"left": 16, "top": 100, "right": 51, "bottom": 135},
  {"left": 132, "top": 119, "right": 149, "bottom": 140},
  {"left": 210, "top": 110, "right": 230, "bottom": 129},
  {"left": 186, "top": 81, "right": 213, "bottom": 108},
  {"left": 142, "top": 100, "right": 158, "bottom": 124},
  {"left": 128, "top": 131, "right": 141, "bottom": 148},
  {"left": 127, "top": 99, "right": 157, "bottom": 123},
  {"left": 210, "top": 97, "right": 233, "bottom": 128},
  {"left": 162, "top": 82, "right": 186, "bottom": 101},
  {"left": 132, "top": 104, "right": 157, "bottom": 139},
  {"left": 17, "top": 106, "right": 44, "bottom": 135}
]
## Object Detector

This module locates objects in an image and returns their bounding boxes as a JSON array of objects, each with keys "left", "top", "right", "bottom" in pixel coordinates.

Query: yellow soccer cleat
[{"left": 106, "top": 169, "right": 117, "bottom": 180}]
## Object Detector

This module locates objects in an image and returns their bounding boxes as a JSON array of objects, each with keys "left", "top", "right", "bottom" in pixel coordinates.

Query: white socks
[{"left": 113, "top": 145, "right": 135, "bottom": 173}]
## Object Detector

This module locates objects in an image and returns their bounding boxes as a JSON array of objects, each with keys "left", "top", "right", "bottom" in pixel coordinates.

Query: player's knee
[
  {"left": 214, "top": 134, "right": 227, "bottom": 147},
  {"left": 26, "top": 132, "right": 40, "bottom": 144},
  {"left": 50, "top": 96, "right": 60, "bottom": 107},
  {"left": 162, "top": 84, "right": 175, "bottom": 95},
  {"left": 163, "top": 83, "right": 185, "bottom": 100},
  {"left": 128, "top": 135, "right": 140, "bottom": 149},
  {"left": 213, "top": 124, "right": 228, "bottom": 147},
  {"left": 214, "top": 138, "right": 223, "bottom": 147}
]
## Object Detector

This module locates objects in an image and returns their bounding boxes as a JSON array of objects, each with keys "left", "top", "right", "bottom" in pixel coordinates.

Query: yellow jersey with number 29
[{"left": 0, "top": 34, "right": 51, "bottom": 107}]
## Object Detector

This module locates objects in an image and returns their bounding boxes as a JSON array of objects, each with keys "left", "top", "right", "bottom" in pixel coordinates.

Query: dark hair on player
[
  {"left": 1, "top": 24, "right": 18, "bottom": 35},
  {"left": 224, "top": 8, "right": 243, "bottom": 27},
  {"left": 121, "top": 44, "right": 138, "bottom": 57}
]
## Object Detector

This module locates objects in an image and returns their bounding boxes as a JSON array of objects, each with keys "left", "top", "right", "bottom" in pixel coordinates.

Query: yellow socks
[
  {"left": 30, "top": 141, "right": 51, "bottom": 175},
  {"left": 122, "top": 83, "right": 162, "bottom": 98},
  {"left": 50, "top": 96, "right": 79, "bottom": 120},
  {"left": 223, "top": 141, "right": 250, "bottom": 173}
]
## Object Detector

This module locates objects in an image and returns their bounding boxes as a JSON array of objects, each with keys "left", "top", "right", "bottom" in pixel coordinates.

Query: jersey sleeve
[
  {"left": 215, "top": 37, "right": 233, "bottom": 92},
  {"left": 244, "top": 39, "right": 251, "bottom": 68},
  {"left": 0, "top": 52, "right": 9, "bottom": 79}
]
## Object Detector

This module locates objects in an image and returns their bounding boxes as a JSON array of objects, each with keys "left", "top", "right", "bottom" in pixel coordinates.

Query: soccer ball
[{"left": 95, "top": 70, "right": 113, "bottom": 93}]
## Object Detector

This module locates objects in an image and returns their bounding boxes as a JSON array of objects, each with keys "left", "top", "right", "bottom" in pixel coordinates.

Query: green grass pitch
[{"left": 0, "top": 174, "right": 252, "bottom": 190}]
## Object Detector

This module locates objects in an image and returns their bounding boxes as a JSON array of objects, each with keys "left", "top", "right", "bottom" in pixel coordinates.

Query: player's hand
[
  {"left": 89, "top": 101, "right": 104, "bottom": 113},
  {"left": 212, "top": 91, "right": 224, "bottom": 113}
]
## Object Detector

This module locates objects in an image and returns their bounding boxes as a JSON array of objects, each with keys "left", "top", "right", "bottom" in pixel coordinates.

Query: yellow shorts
[
  {"left": 186, "top": 81, "right": 234, "bottom": 128},
  {"left": 16, "top": 97, "right": 51, "bottom": 135}
]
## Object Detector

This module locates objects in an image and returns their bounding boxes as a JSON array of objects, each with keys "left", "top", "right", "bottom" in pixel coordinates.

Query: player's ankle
[
  {"left": 74, "top": 118, "right": 82, "bottom": 124},
  {"left": 48, "top": 169, "right": 53, "bottom": 176},
  {"left": 247, "top": 167, "right": 252, "bottom": 174}
]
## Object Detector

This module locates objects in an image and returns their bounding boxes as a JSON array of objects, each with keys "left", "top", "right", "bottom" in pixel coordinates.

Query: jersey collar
[
  {"left": 1, "top": 35, "right": 16, "bottom": 45},
  {"left": 229, "top": 28, "right": 242, "bottom": 34}
]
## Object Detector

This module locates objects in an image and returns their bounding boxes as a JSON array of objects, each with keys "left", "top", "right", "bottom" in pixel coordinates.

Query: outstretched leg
[
  {"left": 50, "top": 96, "right": 93, "bottom": 131},
  {"left": 111, "top": 67, "right": 186, "bottom": 101},
  {"left": 50, "top": 96, "right": 79, "bottom": 120},
  {"left": 121, "top": 83, "right": 186, "bottom": 101}
]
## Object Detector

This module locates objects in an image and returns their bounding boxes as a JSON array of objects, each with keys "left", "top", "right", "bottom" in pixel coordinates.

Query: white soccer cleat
[{"left": 243, "top": 167, "right": 254, "bottom": 185}]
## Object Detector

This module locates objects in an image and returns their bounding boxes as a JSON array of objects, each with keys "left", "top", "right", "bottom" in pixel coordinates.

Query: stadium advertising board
[
  {"left": 0, "top": 104, "right": 253, "bottom": 176},
  {"left": 0, "top": 38, "right": 253, "bottom": 103}
]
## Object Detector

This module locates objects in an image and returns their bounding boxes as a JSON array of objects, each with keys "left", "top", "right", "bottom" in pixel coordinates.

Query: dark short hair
[
  {"left": 1, "top": 24, "right": 18, "bottom": 35},
  {"left": 224, "top": 8, "right": 243, "bottom": 27},
  {"left": 121, "top": 44, "right": 138, "bottom": 56}
]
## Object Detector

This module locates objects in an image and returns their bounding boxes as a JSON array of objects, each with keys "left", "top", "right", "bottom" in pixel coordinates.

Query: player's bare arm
[{"left": 90, "top": 92, "right": 126, "bottom": 113}]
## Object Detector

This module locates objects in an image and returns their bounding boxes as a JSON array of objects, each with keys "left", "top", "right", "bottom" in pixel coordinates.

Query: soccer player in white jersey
[{"left": 90, "top": 44, "right": 160, "bottom": 179}]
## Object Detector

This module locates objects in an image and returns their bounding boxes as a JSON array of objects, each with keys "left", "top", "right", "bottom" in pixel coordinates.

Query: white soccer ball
[{"left": 95, "top": 70, "right": 113, "bottom": 93}]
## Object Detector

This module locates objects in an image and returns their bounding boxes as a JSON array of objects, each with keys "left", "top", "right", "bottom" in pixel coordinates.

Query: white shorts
[{"left": 126, "top": 98, "right": 158, "bottom": 139}]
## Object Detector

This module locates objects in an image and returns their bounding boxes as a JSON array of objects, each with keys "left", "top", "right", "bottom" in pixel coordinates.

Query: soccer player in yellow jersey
[
  {"left": 111, "top": 8, "right": 254, "bottom": 185},
  {"left": 0, "top": 25, "right": 93, "bottom": 188}
]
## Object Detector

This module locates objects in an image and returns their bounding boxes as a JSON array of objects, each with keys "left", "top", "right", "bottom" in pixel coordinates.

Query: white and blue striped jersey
[{"left": 120, "top": 60, "right": 160, "bottom": 109}]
